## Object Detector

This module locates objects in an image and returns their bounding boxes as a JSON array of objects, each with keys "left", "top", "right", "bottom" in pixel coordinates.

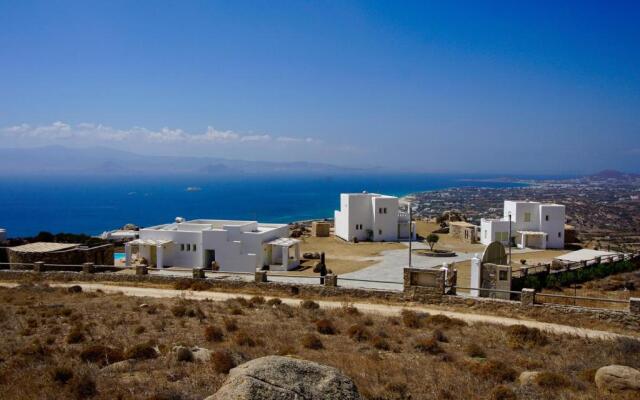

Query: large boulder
[
  {"left": 209, "top": 355, "right": 362, "bottom": 400},
  {"left": 595, "top": 365, "right": 640, "bottom": 393}
]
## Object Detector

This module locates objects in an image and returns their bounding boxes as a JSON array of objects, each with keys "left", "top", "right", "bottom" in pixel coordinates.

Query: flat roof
[
  {"left": 10, "top": 242, "right": 79, "bottom": 253},
  {"left": 556, "top": 249, "right": 619, "bottom": 263},
  {"left": 143, "top": 219, "right": 286, "bottom": 232}
]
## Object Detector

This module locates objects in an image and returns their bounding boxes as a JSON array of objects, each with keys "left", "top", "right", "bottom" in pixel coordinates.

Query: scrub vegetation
[{"left": 0, "top": 283, "right": 638, "bottom": 399}]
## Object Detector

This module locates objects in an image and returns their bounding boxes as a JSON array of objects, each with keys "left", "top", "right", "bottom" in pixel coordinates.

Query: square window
[
  {"left": 545, "top": 215, "right": 549, "bottom": 221},
  {"left": 384, "top": 207, "right": 387, "bottom": 214},
  {"left": 499, "top": 270, "right": 508, "bottom": 281},
  {"left": 378, "top": 229, "right": 382, "bottom": 235},
  {"left": 558, "top": 232, "right": 562, "bottom": 238},
  {"left": 180, "top": 244, "right": 184, "bottom": 251},
  {"left": 186, "top": 244, "right": 191, "bottom": 251},
  {"left": 193, "top": 244, "right": 197, "bottom": 251}
]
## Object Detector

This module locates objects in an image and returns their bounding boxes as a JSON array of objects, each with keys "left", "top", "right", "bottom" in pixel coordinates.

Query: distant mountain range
[{"left": 0, "top": 146, "right": 363, "bottom": 176}]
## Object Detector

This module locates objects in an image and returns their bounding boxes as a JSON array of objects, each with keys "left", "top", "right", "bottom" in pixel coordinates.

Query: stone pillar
[
  {"left": 282, "top": 246, "right": 288, "bottom": 269},
  {"left": 82, "top": 262, "right": 94, "bottom": 274},
  {"left": 324, "top": 274, "right": 337, "bottom": 287},
  {"left": 629, "top": 298, "right": 640, "bottom": 315},
  {"left": 34, "top": 261, "right": 46, "bottom": 272},
  {"left": 521, "top": 288, "right": 535, "bottom": 306},
  {"left": 193, "top": 268, "right": 205, "bottom": 279},
  {"left": 469, "top": 255, "right": 481, "bottom": 297},
  {"left": 255, "top": 270, "right": 268, "bottom": 283},
  {"left": 135, "top": 265, "right": 148, "bottom": 275},
  {"left": 403, "top": 268, "right": 413, "bottom": 290},
  {"left": 125, "top": 243, "right": 132, "bottom": 267},
  {"left": 156, "top": 245, "right": 164, "bottom": 269}
]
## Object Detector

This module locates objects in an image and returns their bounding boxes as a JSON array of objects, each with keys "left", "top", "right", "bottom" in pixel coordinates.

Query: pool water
[{"left": 114, "top": 253, "right": 125, "bottom": 262}]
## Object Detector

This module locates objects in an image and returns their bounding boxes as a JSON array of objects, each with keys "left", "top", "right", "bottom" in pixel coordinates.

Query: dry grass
[{"left": 0, "top": 284, "right": 638, "bottom": 399}]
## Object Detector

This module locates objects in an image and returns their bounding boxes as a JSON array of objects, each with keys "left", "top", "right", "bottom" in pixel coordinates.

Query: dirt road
[{"left": 0, "top": 282, "right": 633, "bottom": 341}]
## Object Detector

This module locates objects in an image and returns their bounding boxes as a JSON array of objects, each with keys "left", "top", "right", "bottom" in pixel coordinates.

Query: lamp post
[{"left": 508, "top": 212, "right": 512, "bottom": 266}]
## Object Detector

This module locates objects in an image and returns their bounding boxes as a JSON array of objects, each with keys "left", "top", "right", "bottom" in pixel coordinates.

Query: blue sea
[{"left": 0, "top": 174, "right": 529, "bottom": 238}]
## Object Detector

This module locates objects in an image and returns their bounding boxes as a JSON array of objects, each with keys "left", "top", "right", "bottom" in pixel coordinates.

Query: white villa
[
  {"left": 334, "top": 192, "right": 416, "bottom": 242},
  {"left": 124, "top": 218, "right": 300, "bottom": 272},
  {"left": 480, "top": 201, "right": 565, "bottom": 249}
]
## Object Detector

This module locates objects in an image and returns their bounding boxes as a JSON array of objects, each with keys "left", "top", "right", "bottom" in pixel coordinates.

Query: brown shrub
[
  {"left": 506, "top": 325, "right": 548, "bottom": 348},
  {"left": 72, "top": 373, "right": 97, "bottom": 399},
  {"left": 66, "top": 327, "right": 85, "bottom": 344},
  {"left": 535, "top": 371, "right": 570, "bottom": 388},
  {"left": 384, "top": 381, "right": 408, "bottom": 398},
  {"left": 249, "top": 296, "right": 265, "bottom": 305},
  {"left": 490, "top": 384, "right": 516, "bottom": 400},
  {"left": 51, "top": 366, "right": 74, "bottom": 385},
  {"left": 204, "top": 325, "right": 224, "bottom": 342},
  {"left": 171, "top": 304, "right": 187, "bottom": 317},
  {"left": 426, "top": 314, "right": 466, "bottom": 328},
  {"left": 300, "top": 300, "right": 320, "bottom": 310},
  {"left": 315, "top": 319, "right": 336, "bottom": 335},
  {"left": 266, "top": 298, "right": 282, "bottom": 306},
  {"left": 124, "top": 341, "right": 158, "bottom": 360},
  {"left": 229, "top": 307, "right": 244, "bottom": 316},
  {"left": 468, "top": 360, "right": 517, "bottom": 383},
  {"left": 234, "top": 331, "right": 256, "bottom": 347},
  {"left": 413, "top": 336, "right": 443, "bottom": 354},
  {"left": 432, "top": 329, "right": 447, "bottom": 342},
  {"left": 578, "top": 368, "right": 597, "bottom": 383},
  {"left": 134, "top": 325, "right": 146, "bottom": 335},
  {"left": 347, "top": 324, "right": 370, "bottom": 341},
  {"left": 223, "top": 317, "right": 238, "bottom": 332},
  {"left": 371, "top": 336, "right": 390, "bottom": 351},
  {"left": 211, "top": 350, "right": 235, "bottom": 374},
  {"left": 465, "top": 343, "right": 486, "bottom": 358},
  {"left": 301, "top": 333, "right": 323, "bottom": 350},
  {"left": 401, "top": 309, "right": 422, "bottom": 328},
  {"left": 80, "top": 345, "right": 124, "bottom": 366}
]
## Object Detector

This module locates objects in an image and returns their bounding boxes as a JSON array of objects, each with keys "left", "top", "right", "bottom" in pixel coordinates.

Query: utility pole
[
  {"left": 508, "top": 212, "right": 512, "bottom": 266},
  {"left": 408, "top": 202, "right": 412, "bottom": 268}
]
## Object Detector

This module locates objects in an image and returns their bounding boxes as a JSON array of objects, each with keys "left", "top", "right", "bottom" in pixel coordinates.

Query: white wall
[
  {"left": 538, "top": 204, "right": 565, "bottom": 249},
  {"left": 0, "top": 229, "right": 6, "bottom": 242},
  {"left": 480, "top": 219, "right": 512, "bottom": 246},
  {"left": 334, "top": 193, "right": 406, "bottom": 242},
  {"left": 372, "top": 196, "right": 399, "bottom": 241}
]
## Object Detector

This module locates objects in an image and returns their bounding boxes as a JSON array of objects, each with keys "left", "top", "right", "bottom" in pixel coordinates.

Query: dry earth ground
[{"left": 0, "top": 283, "right": 639, "bottom": 400}]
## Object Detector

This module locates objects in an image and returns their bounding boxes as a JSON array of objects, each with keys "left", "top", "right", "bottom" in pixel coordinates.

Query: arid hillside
[{"left": 0, "top": 284, "right": 638, "bottom": 400}]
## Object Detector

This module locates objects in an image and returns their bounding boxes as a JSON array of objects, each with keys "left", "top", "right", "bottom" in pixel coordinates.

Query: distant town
[{"left": 409, "top": 170, "right": 640, "bottom": 251}]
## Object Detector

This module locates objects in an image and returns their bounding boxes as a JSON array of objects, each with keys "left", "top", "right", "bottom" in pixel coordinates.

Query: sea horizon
[{"left": 0, "top": 173, "right": 553, "bottom": 238}]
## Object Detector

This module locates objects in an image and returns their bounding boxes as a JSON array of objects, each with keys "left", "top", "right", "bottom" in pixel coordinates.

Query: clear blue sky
[{"left": 1, "top": 1, "right": 639, "bottom": 173}]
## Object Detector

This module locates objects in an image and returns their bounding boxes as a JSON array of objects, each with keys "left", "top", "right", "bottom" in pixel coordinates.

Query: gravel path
[{"left": 1, "top": 282, "right": 632, "bottom": 341}]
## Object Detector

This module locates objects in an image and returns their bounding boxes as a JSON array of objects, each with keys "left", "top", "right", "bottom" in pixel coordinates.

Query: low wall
[{"left": 7, "top": 244, "right": 114, "bottom": 266}]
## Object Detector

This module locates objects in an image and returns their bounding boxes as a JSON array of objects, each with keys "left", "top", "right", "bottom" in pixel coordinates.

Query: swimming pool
[{"left": 114, "top": 253, "right": 125, "bottom": 262}]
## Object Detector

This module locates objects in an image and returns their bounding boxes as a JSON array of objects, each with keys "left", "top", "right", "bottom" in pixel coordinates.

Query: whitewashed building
[
  {"left": 480, "top": 201, "right": 565, "bottom": 249},
  {"left": 334, "top": 192, "right": 416, "bottom": 242},
  {"left": 125, "top": 218, "right": 300, "bottom": 272},
  {"left": 0, "top": 228, "right": 6, "bottom": 242}
]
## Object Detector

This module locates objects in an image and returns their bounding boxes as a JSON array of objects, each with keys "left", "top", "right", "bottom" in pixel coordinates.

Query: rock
[
  {"left": 101, "top": 359, "right": 136, "bottom": 373},
  {"left": 519, "top": 371, "right": 541, "bottom": 386},
  {"left": 595, "top": 365, "right": 640, "bottom": 393},
  {"left": 210, "top": 355, "right": 362, "bottom": 400},
  {"left": 173, "top": 346, "right": 212, "bottom": 363}
]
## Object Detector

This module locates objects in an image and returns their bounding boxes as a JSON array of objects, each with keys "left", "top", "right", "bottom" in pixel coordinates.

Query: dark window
[
  {"left": 545, "top": 215, "right": 549, "bottom": 221},
  {"left": 193, "top": 244, "right": 197, "bottom": 252},
  {"left": 180, "top": 244, "right": 185, "bottom": 251},
  {"left": 383, "top": 207, "right": 387, "bottom": 214},
  {"left": 186, "top": 244, "right": 191, "bottom": 251},
  {"left": 378, "top": 229, "right": 382, "bottom": 235},
  {"left": 558, "top": 232, "right": 562, "bottom": 238},
  {"left": 499, "top": 270, "right": 508, "bottom": 281}
]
